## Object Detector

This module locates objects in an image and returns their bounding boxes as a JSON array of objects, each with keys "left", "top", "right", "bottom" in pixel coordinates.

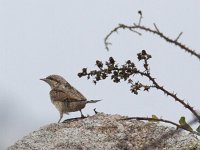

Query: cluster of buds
[
  {"left": 128, "top": 79, "right": 152, "bottom": 95},
  {"left": 78, "top": 50, "right": 153, "bottom": 94},
  {"left": 137, "top": 50, "right": 151, "bottom": 72}
]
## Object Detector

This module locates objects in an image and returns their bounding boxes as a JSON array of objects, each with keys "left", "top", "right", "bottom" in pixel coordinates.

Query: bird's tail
[{"left": 86, "top": 100, "right": 101, "bottom": 103}]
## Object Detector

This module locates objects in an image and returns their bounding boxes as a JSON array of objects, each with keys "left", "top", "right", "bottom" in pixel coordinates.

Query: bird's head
[{"left": 40, "top": 75, "right": 69, "bottom": 89}]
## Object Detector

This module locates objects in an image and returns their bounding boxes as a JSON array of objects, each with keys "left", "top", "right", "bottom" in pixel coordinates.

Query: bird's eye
[{"left": 46, "top": 77, "right": 52, "bottom": 80}]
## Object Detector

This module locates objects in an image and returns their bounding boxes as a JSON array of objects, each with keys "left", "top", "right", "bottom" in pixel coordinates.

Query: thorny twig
[
  {"left": 137, "top": 10, "right": 143, "bottom": 26},
  {"left": 78, "top": 50, "right": 200, "bottom": 133},
  {"left": 78, "top": 11, "right": 200, "bottom": 149},
  {"left": 153, "top": 23, "right": 160, "bottom": 33},
  {"left": 139, "top": 117, "right": 198, "bottom": 150},
  {"left": 121, "top": 116, "right": 198, "bottom": 134},
  {"left": 104, "top": 12, "right": 200, "bottom": 60},
  {"left": 136, "top": 71, "right": 200, "bottom": 122},
  {"left": 175, "top": 32, "right": 183, "bottom": 42}
]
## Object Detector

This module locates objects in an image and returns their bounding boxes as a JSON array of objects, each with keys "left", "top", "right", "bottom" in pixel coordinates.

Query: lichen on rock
[{"left": 8, "top": 113, "right": 200, "bottom": 150}]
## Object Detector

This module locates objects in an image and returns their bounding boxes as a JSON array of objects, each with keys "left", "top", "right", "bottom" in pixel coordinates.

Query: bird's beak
[{"left": 40, "top": 78, "right": 47, "bottom": 82}]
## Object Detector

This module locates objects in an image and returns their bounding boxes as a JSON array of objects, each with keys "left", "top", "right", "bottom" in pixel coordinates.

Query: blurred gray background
[{"left": 0, "top": 0, "right": 200, "bottom": 149}]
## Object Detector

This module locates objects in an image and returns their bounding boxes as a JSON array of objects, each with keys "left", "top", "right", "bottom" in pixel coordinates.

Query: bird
[{"left": 40, "top": 74, "right": 101, "bottom": 123}]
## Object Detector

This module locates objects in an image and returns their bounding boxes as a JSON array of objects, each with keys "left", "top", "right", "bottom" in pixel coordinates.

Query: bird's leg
[
  {"left": 58, "top": 112, "right": 63, "bottom": 123},
  {"left": 80, "top": 110, "right": 86, "bottom": 118},
  {"left": 94, "top": 108, "right": 98, "bottom": 114}
]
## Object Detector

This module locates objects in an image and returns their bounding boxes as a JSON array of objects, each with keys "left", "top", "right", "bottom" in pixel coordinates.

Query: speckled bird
[{"left": 40, "top": 75, "right": 100, "bottom": 123}]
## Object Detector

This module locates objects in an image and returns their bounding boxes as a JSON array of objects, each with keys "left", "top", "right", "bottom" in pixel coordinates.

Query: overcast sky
[{"left": 0, "top": 0, "right": 200, "bottom": 149}]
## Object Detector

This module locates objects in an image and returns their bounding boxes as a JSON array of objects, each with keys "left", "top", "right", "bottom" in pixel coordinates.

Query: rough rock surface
[{"left": 8, "top": 113, "right": 200, "bottom": 150}]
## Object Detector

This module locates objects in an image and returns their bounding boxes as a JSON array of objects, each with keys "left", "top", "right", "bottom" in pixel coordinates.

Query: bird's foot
[
  {"left": 81, "top": 114, "right": 87, "bottom": 118},
  {"left": 94, "top": 108, "right": 98, "bottom": 114}
]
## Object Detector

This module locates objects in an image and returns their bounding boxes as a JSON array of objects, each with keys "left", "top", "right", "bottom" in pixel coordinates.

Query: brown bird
[{"left": 40, "top": 75, "right": 101, "bottom": 123}]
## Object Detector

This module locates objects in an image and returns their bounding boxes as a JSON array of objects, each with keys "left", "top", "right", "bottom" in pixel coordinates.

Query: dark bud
[
  {"left": 102, "top": 73, "right": 107, "bottom": 79},
  {"left": 130, "top": 88, "right": 134, "bottom": 93},
  {"left": 78, "top": 73, "right": 83, "bottom": 78},
  {"left": 130, "top": 63, "right": 135, "bottom": 68},
  {"left": 144, "top": 86, "right": 150, "bottom": 91},
  {"left": 128, "top": 79, "right": 133, "bottom": 83},
  {"left": 119, "top": 71, "right": 124, "bottom": 76},
  {"left": 105, "top": 61, "right": 109, "bottom": 66},
  {"left": 111, "top": 74, "right": 114, "bottom": 79},
  {"left": 95, "top": 72, "right": 101, "bottom": 81},
  {"left": 147, "top": 54, "right": 152, "bottom": 59},
  {"left": 131, "top": 88, "right": 138, "bottom": 95},
  {"left": 135, "top": 86, "right": 140, "bottom": 91},
  {"left": 138, "top": 10, "right": 142, "bottom": 15},
  {"left": 82, "top": 68, "right": 87, "bottom": 74},
  {"left": 127, "top": 68, "right": 132, "bottom": 73},
  {"left": 107, "top": 68, "right": 112, "bottom": 74},
  {"left": 113, "top": 71, "right": 118, "bottom": 76},
  {"left": 113, "top": 77, "right": 120, "bottom": 83},
  {"left": 90, "top": 70, "right": 97, "bottom": 76},
  {"left": 137, "top": 53, "right": 142, "bottom": 61},
  {"left": 95, "top": 75, "right": 101, "bottom": 81},
  {"left": 132, "top": 68, "right": 137, "bottom": 73},
  {"left": 126, "top": 60, "right": 131, "bottom": 64},
  {"left": 114, "top": 64, "right": 118, "bottom": 68},
  {"left": 109, "top": 57, "right": 115, "bottom": 64},
  {"left": 93, "top": 80, "right": 97, "bottom": 85},
  {"left": 134, "top": 90, "right": 138, "bottom": 95},
  {"left": 123, "top": 76, "right": 128, "bottom": 81},
  {"left": 96, "top": 60, "right": 103, "bottom": 68},
  {"left": 142, "top": 50, "right": 147, "bottom": 55}
]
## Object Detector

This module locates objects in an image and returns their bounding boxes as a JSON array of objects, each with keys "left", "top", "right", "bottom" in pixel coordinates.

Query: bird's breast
[{"left": 51, "top": 101, "right": 66, "bottom": 113}]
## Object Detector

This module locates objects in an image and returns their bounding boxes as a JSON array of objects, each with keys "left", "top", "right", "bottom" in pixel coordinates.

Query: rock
[{"left": 7, "top": 113, "right": 200, "bottom": 150}]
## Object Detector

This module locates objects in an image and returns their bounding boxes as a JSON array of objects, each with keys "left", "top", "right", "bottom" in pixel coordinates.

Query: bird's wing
[
  {"left": 50, "top": 88, "right": 86, "bottom": 102},
  {"left": 65, "top": 86, "right": 87, "bottom": 101}
]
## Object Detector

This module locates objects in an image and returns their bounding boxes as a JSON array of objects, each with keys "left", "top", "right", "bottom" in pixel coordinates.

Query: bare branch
[
  {"left": 175, "top": 32, "right": 183, "bottom": 41},
  {"left": 137, "top": 70, "right": 200, "bottom": 122},
  {"left": 104, "top": 24, "right": 200, "bottom": 60},
  {"left": 138, "top": 10, "right": 143, "bottom": 26},
  {"left": 104, "top": 26, "right": 121, "bottom": 51},
  {"left": 129, "top": 28, "right": 142, "bottom": 35},
  {"left": 78, "top": 50, "right": 200, "bottom": 123},
  {"left": 121, "top": 117, "right": 198, "bottom": 133},
  {"left": 153, "top": 23, "right": 160, "bottom": 33},
  {"left": 138, "top": 117, "right": 199, "bottom": 150}
]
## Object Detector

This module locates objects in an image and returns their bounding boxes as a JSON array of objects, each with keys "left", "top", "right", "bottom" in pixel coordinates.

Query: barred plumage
[{"left": 41, "top": 74, "right": 100, "bottom": 123}]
